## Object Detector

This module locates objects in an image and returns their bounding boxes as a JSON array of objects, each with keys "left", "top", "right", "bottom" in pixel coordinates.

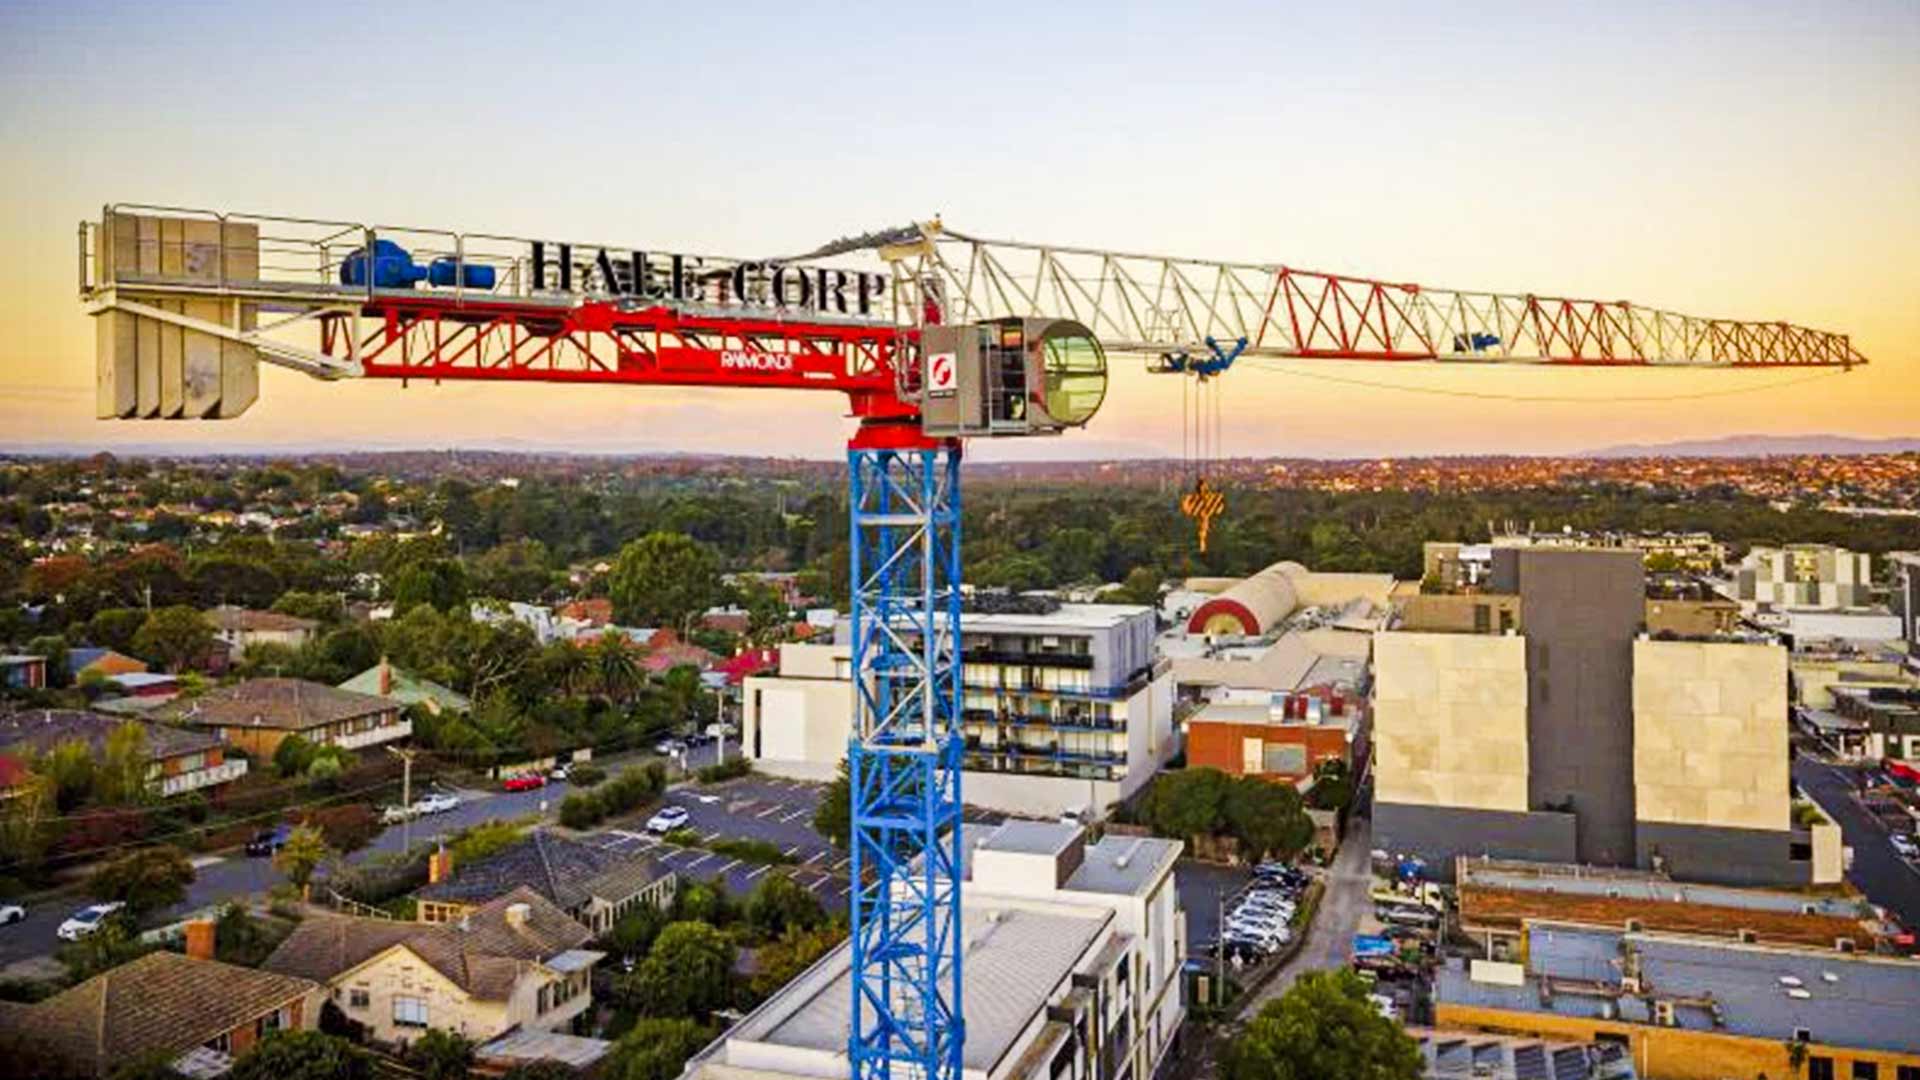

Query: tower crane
[{"left": 76, "top": 203, "right": 1864, "bottom": 1080}]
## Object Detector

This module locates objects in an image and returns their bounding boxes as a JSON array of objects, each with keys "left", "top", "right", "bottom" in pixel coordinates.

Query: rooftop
[
  {"left": 0, "top": 950, "right": 318, "bottom": 1078},
  {"left": 416, "top": 828, "right": 670, "bottom": 911},
  {"left": 1437, "top": 923, "right": 1920, "bottom": 1055},
  {"left": 0, "top": 708, "right": 219, "bottom": 761},
  {"left": 265, "top": 886, "right": 595, "bottom": 1001},
  {"left": 704, "top": 903, "right": 1110, "bottom": 1075},
  {"left": 208, "top": 606, "right": 319, "bottom": 633},
  {"left": 1408, "top": 1027, "right": 1638, "bottom": 1080},
  {"left": 165, "top": 677, "right": 395, "bottom": 731}
]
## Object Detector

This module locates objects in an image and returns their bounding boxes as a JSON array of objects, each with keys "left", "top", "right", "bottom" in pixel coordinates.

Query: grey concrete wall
[
  {"left": 1634, "top": 820, "right": 1810, "bottom": 888},
  {"left": 1517, "top": 550, "right": 1644, "bottom": 868},
  {"left": 1373, "top": 801, "right": 1578, "bottom": 881}
]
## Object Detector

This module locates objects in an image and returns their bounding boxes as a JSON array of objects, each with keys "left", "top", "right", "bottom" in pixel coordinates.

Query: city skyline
[{"left": 3, "top": 1, "right": 1916, "bottom": 459}]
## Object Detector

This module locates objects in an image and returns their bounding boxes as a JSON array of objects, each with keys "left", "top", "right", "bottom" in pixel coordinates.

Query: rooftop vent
[{"left": 505, "top": 902, "right": 531, "bottom": 928}]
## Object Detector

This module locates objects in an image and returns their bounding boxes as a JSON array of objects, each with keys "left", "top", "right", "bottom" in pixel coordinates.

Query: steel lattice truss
[{"left": 882, "top": 227, "right": 1865, "bottom": 368}]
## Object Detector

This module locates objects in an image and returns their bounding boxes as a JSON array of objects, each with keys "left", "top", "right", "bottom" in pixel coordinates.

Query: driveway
[
  {"left": 1241, "top": 812, "right": 1373, "bottom": 1014},
  {"left": 1793, "top": 753, "right": 1920, "bottom": 927}
]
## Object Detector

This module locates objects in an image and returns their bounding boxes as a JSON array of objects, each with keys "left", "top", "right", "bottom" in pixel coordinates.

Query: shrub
[
  {"left": 301, "top": 803, "right": 379, "bottom": 853},
  {"left": 568, "top": 763, "right": 606, "bottom": 787},
  {"left": 663, "top": 827, "right": 703, "bottom": 847},
  {"left": 559, "top": 793, "right": 602, "bottom": 830},
  {"left": 710, "top": 837, "right": 790, "bottom": 865},
  {"left": 273, "top": 735, "right": 318, "bottom": 779},
  {"left": 696, "top": 757, "right": 752, "bottom": 784}
]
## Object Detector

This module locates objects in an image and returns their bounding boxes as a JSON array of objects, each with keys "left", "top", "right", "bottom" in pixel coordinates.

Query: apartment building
[
  {"left": 680, "top": 821, "right": 1185, "bottom": 1080},
  {"left": 1374, "top": 548, "right": 1827, "bottom": 888},
  {"left": 742, "top": 602, "right": 1174, "bottom": 818},
  {"left": 1893, "top": 552, "right": 1920, "bottom": 665},
  {"left": 1734, "top": 544, "right": 1874, "bottom": 611}
]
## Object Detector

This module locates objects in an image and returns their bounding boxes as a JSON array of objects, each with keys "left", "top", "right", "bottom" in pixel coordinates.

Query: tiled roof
[
  {"left": 264, "top": 887, "right": 592, "bottom": 1002},
  {"left": 415, "top": 829, "right": 668, "bottom": 911},
  {"left": 165, "top": 678, "right": 394, "bottom": 731},
  {"left": 0, "top": 709, "right": 219, "bottom": 761},
  {"left": 208, "top": 607, "right": 319, "bottom": 634},
  {"left": 0, "top": 951, "right": 317, "bottom": 1077}
]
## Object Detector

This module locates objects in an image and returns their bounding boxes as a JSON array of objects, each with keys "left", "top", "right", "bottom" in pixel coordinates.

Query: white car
[
  {"left": 1893, "top": 834, "right": 1919, "bottom": 860},
  {"left": 56, "top": 902, "right": 125, "bottom": 942},
  {"left": 548, "top": 764, "right": 571, "bottom": 782},
  {"left": 412, "top": 792, "right": 461, "bottom": 816},
  {"left": 0, "top": 903, "right": 23, "bottom": 926},
  {"left": 1369, "top": 993, "right": 1400, "bottom": 1020},
  {"left": 380, "top": 804, "right": 419, "bottom": 825},
  {"left": 646, "top": 805, "right": 691, "bottom": 834}
]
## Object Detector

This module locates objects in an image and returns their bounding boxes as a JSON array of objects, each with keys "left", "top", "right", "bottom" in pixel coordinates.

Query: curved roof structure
[{"left": 1188, "top": 561, "right": 1303, "bottom": 636}]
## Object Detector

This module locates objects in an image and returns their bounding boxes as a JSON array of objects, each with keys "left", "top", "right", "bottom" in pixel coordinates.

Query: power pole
[{"left": 386, "top": 746, "right": 416, "bottom": 852}]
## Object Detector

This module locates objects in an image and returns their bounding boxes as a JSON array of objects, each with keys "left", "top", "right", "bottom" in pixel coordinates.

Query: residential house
[
  {"left": 0, "top": 949, "right": 322, "bottom": 1078},
  {"left": 0, "top": 709, "right": 248, "bottom": 797},
  {"left": 165, "top": 677, "right": 410, "bottom": 757},
  {"left": 209, "top": 606, "right": 319, "bottom": 659},
  {"left": 263, "top": 887, "right": 602, "bottom": 1046},
  {"left": 415, "top": 829, "right": 676, "bottom": 935},
  {"left": 66, "top": 647, "right": 149, "bottom": 681},
  {"left": 338, "top": 659, "right": 471, "bottom": 715},
  {"left": 1, "top": 654, "right": 47, "bottom": 691}
]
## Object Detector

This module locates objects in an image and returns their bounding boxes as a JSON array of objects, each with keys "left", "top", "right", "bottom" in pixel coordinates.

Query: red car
[{"left": 501, "top": 774, "right": 547, "bottom": 792}]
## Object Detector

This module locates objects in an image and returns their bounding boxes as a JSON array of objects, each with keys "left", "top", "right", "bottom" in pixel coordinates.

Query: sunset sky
[{"left": 2, "top": 1, "right": 1915, "bottom": 460}]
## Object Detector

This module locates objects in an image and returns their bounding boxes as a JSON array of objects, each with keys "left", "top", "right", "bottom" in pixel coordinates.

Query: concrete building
[
  {"left": 1374, "top": 548, "right": 1826, "bottom": 888},
  {"left": 1734, "top": 544, "right": 1873, "bottom": 611},
  {"left": 680, "top": 821, "right": 1184, "bottom": 1080},
  {"left": 1894, "top": 552, "right": 1920, "bottom": 663},
  {"left": 1433, "top": 923, "right": 1920, "bottom": 1080},
  {"left": 1185, "top": 686, "right": 1363, "bottom": 786},
  {"left": 742, "top": 602, "right": 1175, "bottom": 819}
]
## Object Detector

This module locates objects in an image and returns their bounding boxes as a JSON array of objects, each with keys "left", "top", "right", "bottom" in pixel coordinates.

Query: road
[
  {"left": 0, "top": 745, "right": 743, "bottom": 970},
  {"left": 1242, "top": 812, "right": 1373, "bottom": 1013},
  {"left": 1793, "top": 753, "right": 1920, "bottom": 927}
]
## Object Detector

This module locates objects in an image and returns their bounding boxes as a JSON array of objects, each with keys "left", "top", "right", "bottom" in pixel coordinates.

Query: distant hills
[{"left": 1583, "top": 434, "right": 1920, "bottom": 459}]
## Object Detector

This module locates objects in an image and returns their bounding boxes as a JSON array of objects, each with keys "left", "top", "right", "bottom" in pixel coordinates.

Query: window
[
  {"left": 1049, "top": 1036, "right": 1077, "bottom": 1080},
  {"left": 1263, "top": 743, "right": 1307, "bottom": 776},
  {"left": 1473, "top": 605, "right": 1490, "bottom": 633},
  {"left": 1894, "top": 1065, "right": 1920, "bottom": 1080},
  {"left": 348, "top": 988, "right": 370, "bottom": 1009},
  {"left": 254, "top": 1007, "right": 288, "bottom": 1039},
  {"left": 204, "top": 1032, "right": 231, "bottom": 1054},
  {"left": 393, "top": 996, "right": 429, "bottom": 1028},
  {"left": 1807, "top": 1057, "right": 1834, "bottom": 1080},
  {"left": 1851, "top": 1064, "right": 1878, "bottom": 1080}
]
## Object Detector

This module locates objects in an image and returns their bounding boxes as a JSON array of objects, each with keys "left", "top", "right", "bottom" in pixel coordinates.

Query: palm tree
[
  {"left": 272, "top": 824, "right": 331, "bottom": 902},
  {"left": 591, "top": 631, "right": 642, "bottom": 705}
]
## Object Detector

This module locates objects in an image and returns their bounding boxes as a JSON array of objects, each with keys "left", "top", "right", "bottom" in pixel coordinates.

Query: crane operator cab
[{"left": 917, "top": 317, "right": 1107, "bottom": 438}]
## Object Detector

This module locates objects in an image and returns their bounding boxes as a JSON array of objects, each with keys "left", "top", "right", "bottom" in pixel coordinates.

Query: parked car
[
  {"left": 501, "top": 774, "right": 547, "bottom": 793},
  {"left": 380, "top": 804, "right": 418, "bottom": 825},
  {"left": 548, "top": 763, "right": 571, "bottom": 782},
  {"left": 1379, "top": 904, "right": 1440, "bottom": 928},
  {"left": 647, "top": 805, "right": 691, "bottom": 834},
  {"left": 0, "top": 902, "right": 23, "bottom": 926},
  {"left": 246, "top": 824, "right": 294, "bottom": 856},
  {"left": 654, "top": 739, "right": 687, "bottom": 756},
  {"left": 56, "top": 902, "right": 124, "bottom": 942},
  {"left": 412, "top": 792, "right": 461, "bottom": 815},
  {"left": 1893, "top": 833, "right": 1919, "bottom": 860},
  {"left": 1368, "top": 993, "right": 1400, "bottom": 1020}
]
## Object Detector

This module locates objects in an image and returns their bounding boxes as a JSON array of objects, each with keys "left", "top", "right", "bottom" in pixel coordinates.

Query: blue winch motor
[
  {"left": 339, "top": 239, "right": 427, "bottom": 288},
  {"left": 340, "top": 240, "right": 496, "bottom": 291},
  {"left": 427, "top": 257, "right": 496, "bottom": 290}
]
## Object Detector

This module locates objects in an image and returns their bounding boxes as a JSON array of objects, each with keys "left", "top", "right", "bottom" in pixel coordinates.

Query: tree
[
  {"left": 404, "top": 1029, "right": 475, "bottom": 1080},
  {"left": 96, "top": 721, "right": 153, "bottom": 806},
  {"left": 1221, "top": 777, "right": 1315, "bottom": 864},
  {"left": 812, "top": 758, "right": 851, "bottom": 849},
  {"left": 214, "top": 902, "right": 274, "bottom": 966},
  {"left": 1305, "top": 758, "right": 1354, "bottom": 812},
  {"left": 228, "top": 1031, "right": 375, "bottom": 1080},
  {"left": 604, "top": 1017, "right": 712, "bottom": 1080},
  {"left": 608, "top": 532, "right": 721, "bottom": 632},
  {"left": 108, "top": 1054, "right": 189, "bottom": 1080},
  {"left": 25, "top": 634, "right": 71, "bottom": 689},
  {"left": 748, "top": 924, "right": 846, "bottom": 1001},
  {"left": 745, "top": 873, "right": 826, "bottom": 940},
  {"left": 39, "top": 739, "right": 96, "bottom": 811},
  {"left": 58, "top": 913, "right": 153, "bottom": 983},
  {"left": 1140, "top": 767, "right": 1232, "bottom": 842},
  {"left": 302, "top": 803, "right": 380, "bottom": 853},
  {"left": 87, "top": 845, "right": 194, "bottom": 916},
  {"left": 1113, "top": 565, "right": 1163, "bottom": 606},
  {"left": 271, "top": 590, "right": 345, "bottom": 624},
  {"left": 272, "top": 824, "right": 330, "bottom": 898},
  {"left": 589, "top": 631, "right": 643, "bottom": 704},
  {"left": 391, "top": 558, "right": 470, "bottom": 616},
  {"left": 617, "top": 921, "right": 735, "bottom": 1021},
  {"left": 273, "top": 734, "right": 319, "bottom": 778},
  {"left": 131, "top": 606, "right": 214, "bottom": 672},
  {"left": 0, "top": 771, "right": 58, "bottom": 880},
  {"left": 1223, "top": 969, "right": 1422, "bottom": 1080},
  {"left": 87, "top": 607, "right": 150, "bottom": 654}
]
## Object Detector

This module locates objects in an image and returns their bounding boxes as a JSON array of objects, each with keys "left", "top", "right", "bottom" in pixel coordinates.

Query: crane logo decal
[
  {"left": 928, "top": 352, "right": 956, "bottom": 395},
  {"left": 721, "top": 351, "right": 794, "bottom": 372}
]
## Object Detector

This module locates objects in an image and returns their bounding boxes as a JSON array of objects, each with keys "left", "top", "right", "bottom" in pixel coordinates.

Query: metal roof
[{"left": 1437, "top": 924, "right": 1920, "bottom": 1055}]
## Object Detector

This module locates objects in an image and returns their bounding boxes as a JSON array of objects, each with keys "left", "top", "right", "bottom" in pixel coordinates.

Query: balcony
[
  {"left": 962, "top": 708, "right": 1125, "bottom": 733},
  {"left": 155, "top": 758, "right": 249, "bottom": 797},
  {"left": 963, "top": 753, "right": 1121, "bottom": 783},
  {"left": 962, "top": 647, "right": 1095, "bottom": 670},
  {"left": 331, "top": 719, "right": 413, "bottom": 751}
]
